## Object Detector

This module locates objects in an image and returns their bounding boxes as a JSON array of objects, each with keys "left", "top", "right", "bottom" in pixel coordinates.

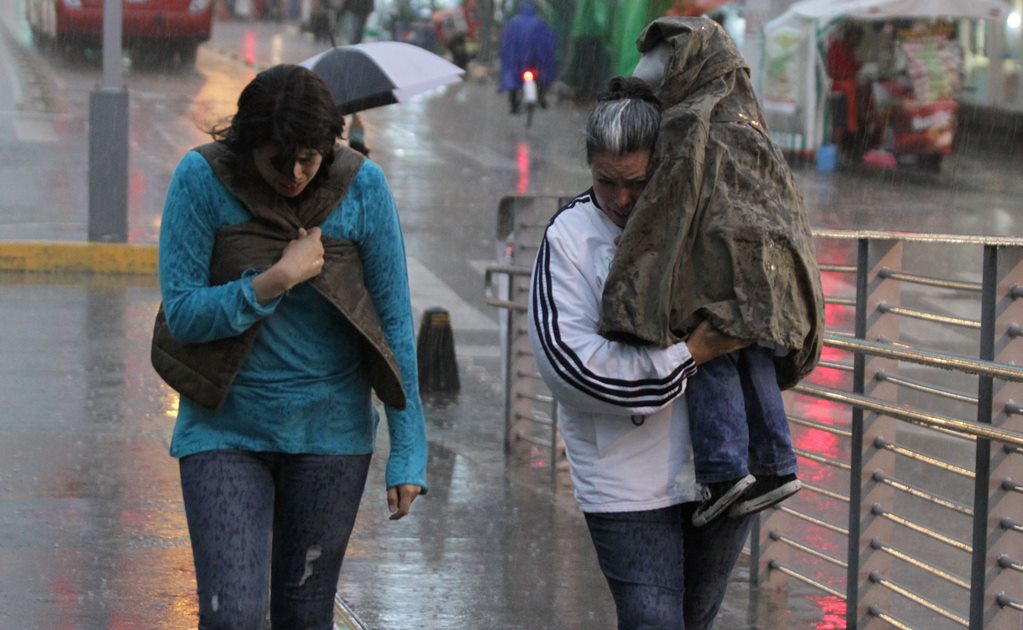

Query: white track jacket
[{"left": 528, "top": 190, "right": 704, "bottom": 513}]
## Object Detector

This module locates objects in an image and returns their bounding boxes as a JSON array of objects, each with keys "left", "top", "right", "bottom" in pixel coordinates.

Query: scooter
[{"left": 522, "top": 69, "right": 538, "bottom": 128}]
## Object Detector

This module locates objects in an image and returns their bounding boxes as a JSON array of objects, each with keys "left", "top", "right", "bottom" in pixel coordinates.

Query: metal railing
[
  {"left": 485, "top": 195, "right": 571, "bottom": 481},
  {"left": 764, "top": 231, "right": 1023, "bottom": 629},
  {"left": 484, "top": 195, "right": 1023, "bottom": 629}
]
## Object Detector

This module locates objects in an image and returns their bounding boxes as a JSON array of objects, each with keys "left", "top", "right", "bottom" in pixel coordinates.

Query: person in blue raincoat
[{"left": 498, "top": 0, "right": 557, "bottom": 114}]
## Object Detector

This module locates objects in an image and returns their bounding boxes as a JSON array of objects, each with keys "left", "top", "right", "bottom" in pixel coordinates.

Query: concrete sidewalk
[
  {"left": 0, "top": 271, "right": 799, "bottom": 629},
  {"left": 0, "top": 13, "right": 832, "bottom": 629},
  {"left": 0, "top": 33, "right": 772, "bottom": 626}
]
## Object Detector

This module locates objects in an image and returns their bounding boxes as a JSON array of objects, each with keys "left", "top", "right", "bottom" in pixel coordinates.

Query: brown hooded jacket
[{"left": 597, "top": 16, "right": 824, "bottom": 389}]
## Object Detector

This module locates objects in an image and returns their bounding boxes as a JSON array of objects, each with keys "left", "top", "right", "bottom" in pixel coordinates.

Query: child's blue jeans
[{"left": 686, "top": 345, "right": 798, "bottom": 484}]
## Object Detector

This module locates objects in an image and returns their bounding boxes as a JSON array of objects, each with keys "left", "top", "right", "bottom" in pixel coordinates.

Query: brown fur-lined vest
[{"left": 151, "top": 142, "right": 406, "bottom": 410}]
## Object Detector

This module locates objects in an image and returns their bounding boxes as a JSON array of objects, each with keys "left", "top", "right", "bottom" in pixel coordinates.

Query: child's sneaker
[
  {"left": 692, "top": 474, "right": 756, "bottom": 527},
  {"left": 727, "top": 473, "right": 801, "bottom": 517}
]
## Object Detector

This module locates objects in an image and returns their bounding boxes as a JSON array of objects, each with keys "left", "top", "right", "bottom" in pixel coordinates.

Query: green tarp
[{"left": 561, "top": 0, "right": 674, "bottom": 97}]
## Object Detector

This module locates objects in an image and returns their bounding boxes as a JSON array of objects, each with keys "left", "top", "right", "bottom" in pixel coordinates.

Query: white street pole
[{"left": 101, "top": 0, "right": 122, "bottom": 90}]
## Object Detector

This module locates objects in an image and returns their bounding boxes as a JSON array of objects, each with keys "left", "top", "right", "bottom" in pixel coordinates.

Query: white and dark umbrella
[{"left": 300, "top": 42, "right": 465, "bottom": 115}]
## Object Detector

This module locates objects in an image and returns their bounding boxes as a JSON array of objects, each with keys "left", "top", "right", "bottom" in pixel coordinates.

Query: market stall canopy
[
  {"left": 759, "top": 0, "right": 1009, "bottom": 154},
  {"left": 774, "top": 0, "right": 1009, "bottom": 22},
  {"left": 667, "top": 0, "right": 736, "bottom": 16}
]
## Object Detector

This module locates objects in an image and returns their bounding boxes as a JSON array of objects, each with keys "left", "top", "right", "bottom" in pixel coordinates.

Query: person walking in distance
[
  {"left": 335, "top": 0, "right": 374, "bottom": 44},
  {"left": 152, "top": 64, "right": 426, "bottom": 628},
  {"left": 498, "top": 0, "right": 556, "bottom": 114}
]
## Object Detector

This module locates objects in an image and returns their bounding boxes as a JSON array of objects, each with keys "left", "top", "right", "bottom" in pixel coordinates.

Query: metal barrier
[
  {"left": 485, "top": 194, "right": 571, "bottom": 480},
  {"left": 484, "top": 195, "right": 1023, "bottom": 628}
]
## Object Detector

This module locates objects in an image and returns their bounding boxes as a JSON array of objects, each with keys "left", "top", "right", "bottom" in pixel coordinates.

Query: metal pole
[
  {"left": 88, "top": 0, "right": 129, "bottom": 242},
  {"left": 749, "top": 514, "right": 761, "bottom": 587},
  {"left": 549, "top": 401, "right": 558, "bottom": 485},
  {"left": 102, "top": 0, "right": 122, "bottom": 91},
  {"left": 845, "top": 237, "right": 870, "bottom": 628},
  {"left": 968, "top": 245, "right": 998, "bottom": 628},
  {"left": 503, "top": 272, "right": 515, "bottom": 455}
]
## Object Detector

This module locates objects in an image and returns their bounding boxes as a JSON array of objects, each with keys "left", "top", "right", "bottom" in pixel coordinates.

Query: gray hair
[{"left": 584, "top": 79, "right": 661, "bottom": 163}]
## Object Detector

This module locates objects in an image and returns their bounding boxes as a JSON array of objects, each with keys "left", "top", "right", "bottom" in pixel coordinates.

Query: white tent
[
  {"left": 760, "top": 0, "right": 1010, "bottom": 153},
  {"left": 774, "top": 0, "right": 1008, "bottom": 22}
]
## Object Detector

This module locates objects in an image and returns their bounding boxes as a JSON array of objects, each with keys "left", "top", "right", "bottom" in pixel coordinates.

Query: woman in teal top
[{"left": 157, "top": 64, "right": 427, "bottom": 628}]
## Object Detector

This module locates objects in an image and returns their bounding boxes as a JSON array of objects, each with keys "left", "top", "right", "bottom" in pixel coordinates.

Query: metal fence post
[
  {"left": 969, "top": 245, "right": 998, "bottom": 627},
  {"left": 749, "top": 514, "right": 762, "bottom": 587},
  {"left": 550, "top": 401, "right": 559, "bottom": 485},
  {"left": 845, "top": 237, "right": 869, "bottom": 628},
  {"left": 503, "top": 271, "right": 515, "bottom": 455},
  {"left": 978, "top": 245, "right": 1023, "bottom": 628}
]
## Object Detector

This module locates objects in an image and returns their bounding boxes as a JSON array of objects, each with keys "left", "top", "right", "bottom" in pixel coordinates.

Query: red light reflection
[
  {"left": 516, "top": 142, "right": 530, "bottom": 193},
  {"left": 795, "top": 421, "right": 842, "bottom": 463},
  {"left": 814, "top": 594, "right": 847, "bottom": 629},
  {"left": 823, "top": 301, "right": 851, "bottom": 332},
  {"left": 243, "top": 31, "right": 258, "bottom": 67}
]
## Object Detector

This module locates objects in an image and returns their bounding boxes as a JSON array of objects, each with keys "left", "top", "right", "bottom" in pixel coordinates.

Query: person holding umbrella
[
  {"left": 300, "top": 41, "right": 464, "bottom": 115},
  {"left": 347, "top": 112, "right": 370, "bottom": 156},
  {"left": 152, "top": 64, "right": 426, "bottom": 627}
]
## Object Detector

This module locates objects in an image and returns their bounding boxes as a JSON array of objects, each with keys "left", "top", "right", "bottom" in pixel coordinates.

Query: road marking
[{"left": 407, "top": 255, "right": 497, "bottom": 334}]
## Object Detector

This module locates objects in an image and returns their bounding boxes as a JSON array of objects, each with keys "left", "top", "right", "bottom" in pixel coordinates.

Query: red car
[{"left": 26, "top": 0, "right": 213, "bottom": 65}]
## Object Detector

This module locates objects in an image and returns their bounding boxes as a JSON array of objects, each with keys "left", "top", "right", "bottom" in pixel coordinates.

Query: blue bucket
[{"left": 816, "top": 144, "right": 838, "bottom": 172}]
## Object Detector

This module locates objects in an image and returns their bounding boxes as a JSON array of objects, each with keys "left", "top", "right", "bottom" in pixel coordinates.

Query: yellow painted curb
[{"left": 0, "top": 242, "right": 158, "bottom": 275}]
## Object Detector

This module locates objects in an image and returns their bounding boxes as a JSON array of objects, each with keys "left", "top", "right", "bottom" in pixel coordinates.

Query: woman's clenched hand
[{"left": 253, "top": 227, "right": 325, "bottom": 304}]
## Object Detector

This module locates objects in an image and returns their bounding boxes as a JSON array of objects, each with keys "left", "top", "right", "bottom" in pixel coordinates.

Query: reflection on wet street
[
  {"left": 0, "top": 273, "right": 195, "bottom": 628},
  {"left": 1, "top": 1, "right": 1021, "bottom": 627},
  {"left": 0, "top": 272, "right": 803, "bottom": 629},
  {"left": 0, "top": 275, "right": 603, "bottom": 628}
]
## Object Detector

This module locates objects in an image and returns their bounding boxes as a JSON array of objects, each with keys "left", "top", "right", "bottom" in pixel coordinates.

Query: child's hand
[{"left": 686, "top": 320, "right": 750, "bottom": 365}]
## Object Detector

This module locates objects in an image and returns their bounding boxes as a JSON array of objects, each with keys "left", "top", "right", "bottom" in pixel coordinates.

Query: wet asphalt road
[{"left": 1, "top": 2, "right": 1021, "bottom": 628}]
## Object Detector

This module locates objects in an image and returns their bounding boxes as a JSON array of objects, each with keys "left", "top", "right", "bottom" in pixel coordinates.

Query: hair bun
[{"left": 601, "top": 76, "right": 661, "bottom": 109}]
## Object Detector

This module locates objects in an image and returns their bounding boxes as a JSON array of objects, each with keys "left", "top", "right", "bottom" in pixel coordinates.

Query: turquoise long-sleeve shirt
[{"left": 158, "top": 151, "right": 428, "bottom": 492}]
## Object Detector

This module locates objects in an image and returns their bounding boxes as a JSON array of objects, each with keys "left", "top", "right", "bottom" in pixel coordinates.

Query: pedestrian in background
[
  {"left": 826, "top": 23, "right": 866, "bottom": 154},
  {"left": 152, "top": 64, "right": 427, "bottom": 628},
  {"left": 528, "top": 76, "right": 755, "bottom": 629},
  {"left": 333, "top": 0, "right": 375, "bottom": 44},
  {"left": 498, "top": 0, "right": 557, "bottom": 113},
  {"left": 347, "top": 112, "right": 370, "bottom": 156}
]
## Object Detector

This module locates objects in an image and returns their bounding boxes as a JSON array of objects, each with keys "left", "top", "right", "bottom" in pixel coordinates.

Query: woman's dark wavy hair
[
  {"left": 209, "top": 64, "right": 344, "bottom": 183},
  {"left": 585, "top": 76, "right": 662, "bottom": 163}
]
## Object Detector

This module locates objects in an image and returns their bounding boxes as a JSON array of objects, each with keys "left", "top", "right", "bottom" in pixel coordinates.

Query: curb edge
[
  {"left": 334, "top": 594, "right": 369, "bottom": 630},
  {"left": 0, "top": 241, "right": 158, "bottom": 275}
]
